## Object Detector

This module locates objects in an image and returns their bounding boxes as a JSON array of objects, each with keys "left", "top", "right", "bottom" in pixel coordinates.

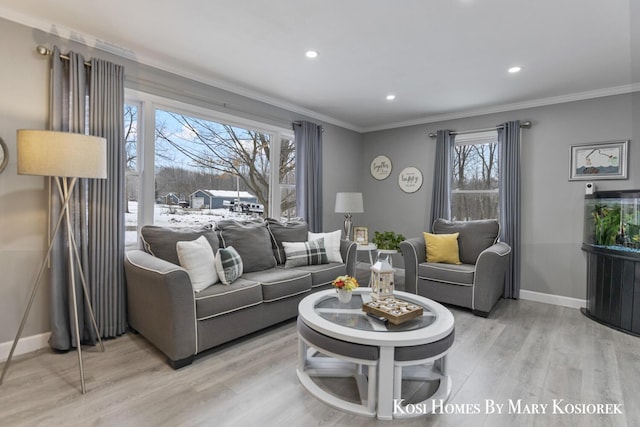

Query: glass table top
[{"left": 314, "top": 292, "right": 437, "bottom": 332}]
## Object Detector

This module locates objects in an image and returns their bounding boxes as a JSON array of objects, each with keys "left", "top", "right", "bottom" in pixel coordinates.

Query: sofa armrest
[
  {"left": 473, "top": 242, "right": 512, "bottom": 313},
  {"left": 399, "top": 237, "right": 426, "bottom": 294},
  {"left": 340, "top": 239, "right": 358, "bottom": 277},
  {"left": 124, "top": 250, "right": 197, "bottom": 364}
]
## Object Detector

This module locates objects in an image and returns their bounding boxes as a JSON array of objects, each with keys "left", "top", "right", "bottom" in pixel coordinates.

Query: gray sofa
[
  {"left": 124, "top": 219, "right": 356, "bottom": 368},
  {"left": 399, "top": 219, "right": 511, "bottom": 317}
]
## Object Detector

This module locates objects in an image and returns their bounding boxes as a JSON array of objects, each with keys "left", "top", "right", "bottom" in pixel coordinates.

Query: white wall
[
  {"left": 0, "top": 17, "right": 362, "bottom": 347},
  {"left": 362, "top": 93, "right": 639, "bottom": 300}
]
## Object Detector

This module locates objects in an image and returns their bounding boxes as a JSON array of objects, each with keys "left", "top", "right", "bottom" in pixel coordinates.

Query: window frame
[
  {"left": 450, "top": 130, "right": 500, "bottom": 221},
  {"left": 125, "top": 89, "right": 294, "bottom": 233}
]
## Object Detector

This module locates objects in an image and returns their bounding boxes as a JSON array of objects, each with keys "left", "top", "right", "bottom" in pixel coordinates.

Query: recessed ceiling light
[
  {"left": 305, "top": 50, "right": 319, "bottom": 59},
  {"left": 386, "top": 94, "right": 396, "bottom": 101},
  {"left": 508, "top": 66, "right": 522, "bottom": 73}
]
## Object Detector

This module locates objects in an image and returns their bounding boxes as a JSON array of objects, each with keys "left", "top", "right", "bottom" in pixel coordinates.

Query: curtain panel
[
  {"left": 498, "top": 120, "right": 521, "bottom": 299},
  {"left": 293, "top": 121, "right": 323, "bottom": 232},
  {"left": 49, "top": 47, "right": 127, "bottom": 350},
  {"left": 429, "top": 130, "right": 454, "bottom": 229}
]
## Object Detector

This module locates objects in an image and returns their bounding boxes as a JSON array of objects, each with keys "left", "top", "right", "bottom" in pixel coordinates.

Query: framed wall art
[
  {"left": 370, "top": 155, "right": 392, "bottom": 180},
  {"left": 570, "top": 140, "right": 628, "bottom": 180},
  {"left": 398, "top": 166, "right": 423, "bottom": 193}
]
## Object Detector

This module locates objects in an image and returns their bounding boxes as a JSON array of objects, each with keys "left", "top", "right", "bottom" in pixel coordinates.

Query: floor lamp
[
  {"left": 334, "top": 192, "right": 364, "bottom": 241},
  {"left": 0, "top": 130, "right": 107, "bottom": 394}
]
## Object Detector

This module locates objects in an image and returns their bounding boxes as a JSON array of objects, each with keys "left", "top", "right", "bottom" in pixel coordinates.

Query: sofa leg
[
  {"left": 472, "top": 309, "right": 490, "bottom": 318},
  {"left": 170, "top": 355, "right": 195, "bottom": 369}
]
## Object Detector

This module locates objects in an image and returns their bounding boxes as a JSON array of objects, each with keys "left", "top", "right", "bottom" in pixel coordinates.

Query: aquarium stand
[{"left": 581, "top": 244, "right": 640, "bottom": 337}]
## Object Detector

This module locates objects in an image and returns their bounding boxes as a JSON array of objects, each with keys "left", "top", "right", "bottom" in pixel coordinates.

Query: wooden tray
[{"left": 362, "top": 297, "right": 423, "bottom": 325}]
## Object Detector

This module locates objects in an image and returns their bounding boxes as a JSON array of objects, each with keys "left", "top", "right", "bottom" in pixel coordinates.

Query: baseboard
[
  {"left": 0, "top": 332, "right": 50, "bottom": 362},
  {"left": 519, "top": 290, "right": 586, "bottom": 310}
]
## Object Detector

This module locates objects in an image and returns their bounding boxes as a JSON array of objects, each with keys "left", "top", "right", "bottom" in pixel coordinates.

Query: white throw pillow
[
  {"left": 308, "top": 229, "right": 343, "bottom": 263},
  {"left": 176, "top": 235, "right": 219, "bottom": 292}
]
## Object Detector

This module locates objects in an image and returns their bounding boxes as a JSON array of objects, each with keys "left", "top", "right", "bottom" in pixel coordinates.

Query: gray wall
[
  {"left": 362, "top": 93, "right": 639, "bottom": 300},
  {"left": 0, "top": 17, "right": 362, "bottom": 343}
]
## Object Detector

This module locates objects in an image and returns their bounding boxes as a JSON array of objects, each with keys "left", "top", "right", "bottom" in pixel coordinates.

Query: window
[
  {"left": 124, "top": 103, "right": 140, "bottom": 250},
  {"left": 124, "top": 91, "right": 294, "bottom": 246},
  {"left": 279, "top": 137, "right": 296, "bottom": 219},
  {"left": 450, "top": 131, "right": 499, "bottom": 221}
]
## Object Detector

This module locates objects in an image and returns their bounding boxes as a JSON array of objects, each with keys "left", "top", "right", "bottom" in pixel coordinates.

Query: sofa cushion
[
  {"left": 215, "top": 246, "right": 243, "bottom": 285},
  {"left": 140, "top": 225, "right": 219, "bottom": 265},
  {"left": 283, "top": 238, "right": 328, "bottom": 268},
  {"left": 433, "top": 219, "right": 499, "bottom": 264},
  {"left": 216, "top": 220, "right": 277, "bottom": 273},
  {"left": 423, "top": 232, "right": 461, "bottom": 264},
  {"left": 418, "top": 262, "right": 475, "bottom": 286},
  {"left": 194, "top": 278, "right": 262, "bottom": 320},
  {"left": 290, "top": 262, "right": 346, "bottom": 288},
  {"left": 308, "top": 229, "right": 343, "bottom": 263},
  {"left": 176, "top": 235, "right": 219, "bottom": 292},
  {"left": 242, "top": 268, "right": 312, "bottom": 302},
  {"left": 266, "top": 218, "right": 309, "bottom": 264}
]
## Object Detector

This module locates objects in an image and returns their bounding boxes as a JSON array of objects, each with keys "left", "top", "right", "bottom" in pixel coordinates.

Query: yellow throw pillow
[{"left": 423, "top": 232, "right": 462, "bottom": 264}]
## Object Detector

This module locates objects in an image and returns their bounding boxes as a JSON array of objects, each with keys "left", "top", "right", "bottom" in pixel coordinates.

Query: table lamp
[{"left": 334, "top": 192, "right": 364, "bottom": 241}]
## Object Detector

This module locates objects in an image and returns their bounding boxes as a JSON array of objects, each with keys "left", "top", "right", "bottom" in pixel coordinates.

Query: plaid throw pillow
[
  {"left": 214, "top": 246, "right": 243, "bottom": 285},
  {"left": 282, "top": 238, "right": 328, "bottom": 268}
]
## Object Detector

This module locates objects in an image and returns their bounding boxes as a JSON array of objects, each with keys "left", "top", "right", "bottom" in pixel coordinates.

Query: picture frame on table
[
  {"left": 353, "top": 226, "right": 368, "bottom": 245},
  {"left": 569, "top": 140, "right": 628, "bottom": 180}
]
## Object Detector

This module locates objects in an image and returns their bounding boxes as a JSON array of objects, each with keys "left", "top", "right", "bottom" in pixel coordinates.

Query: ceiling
[{"left": 1, "top": 0, "right": 638, "bottom": 132}]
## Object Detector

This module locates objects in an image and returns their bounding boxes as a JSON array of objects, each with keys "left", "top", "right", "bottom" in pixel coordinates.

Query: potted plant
[
  {"left": 332, "top": 275, "right": 359, "bottom": 303},
  {"left": 372, "top": 231, "right": 406, "bottom": 252}
]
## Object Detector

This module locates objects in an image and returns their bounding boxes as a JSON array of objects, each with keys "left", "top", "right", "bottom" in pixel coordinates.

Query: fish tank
[{"left": 584, "top": 190, "right": 640, "bottom": 254}]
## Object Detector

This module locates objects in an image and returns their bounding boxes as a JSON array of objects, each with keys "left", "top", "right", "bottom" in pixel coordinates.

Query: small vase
[{"left": 336, "top": 288, "right": 352, "bottom": 303}]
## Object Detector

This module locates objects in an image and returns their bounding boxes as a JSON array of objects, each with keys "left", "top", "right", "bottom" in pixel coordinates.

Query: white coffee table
[{"left": 297, "top": 288, "right": 455, "bottom": 420}]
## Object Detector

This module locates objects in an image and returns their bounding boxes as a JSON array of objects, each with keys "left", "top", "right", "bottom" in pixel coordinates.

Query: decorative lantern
[{"left": 370, "top": 253, "right": 395, "bottom": 300}]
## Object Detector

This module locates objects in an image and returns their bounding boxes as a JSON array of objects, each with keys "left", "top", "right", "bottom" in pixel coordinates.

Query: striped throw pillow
[
  {"left": 214, "top": 246, "right": 243, "bottom": 285},
  {"left": 282, "top": 238, "right": 328, "bottom": 268}
]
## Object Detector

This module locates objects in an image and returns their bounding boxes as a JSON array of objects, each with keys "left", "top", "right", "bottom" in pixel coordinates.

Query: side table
[{"left": 356, "top": 243, "right": 377, "bottom": 265}]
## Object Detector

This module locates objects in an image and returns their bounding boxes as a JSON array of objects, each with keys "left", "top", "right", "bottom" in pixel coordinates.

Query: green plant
[
  {"left": 372, "top": 230, "right": 406, "bottom": 251},
  {"left": 592, "top": 203, "right": 621, "bottom": 246}
]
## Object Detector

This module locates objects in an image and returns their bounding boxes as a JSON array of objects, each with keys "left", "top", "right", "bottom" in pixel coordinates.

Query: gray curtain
[
  {"left": 498, "top": 121, "right": 521, "bottom": 299},
  {"left": 293, "top": 121, "right": 323, "bottom": 232},
  {"left": 429, "top": 130, "right": 454, "bottom": 229},
  {"left": 49, "top": 47, "right": 126, "bottom": 349}
]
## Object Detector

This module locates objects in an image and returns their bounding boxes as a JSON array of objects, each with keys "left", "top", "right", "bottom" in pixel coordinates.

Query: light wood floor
[{"left": 1, "top": 297, "right": 638, "bottom": 427}]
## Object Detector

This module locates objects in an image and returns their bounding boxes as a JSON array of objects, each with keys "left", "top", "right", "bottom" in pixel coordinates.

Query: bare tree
[{"left": 155, "top": 113, "right": 295, "bottom": 215}]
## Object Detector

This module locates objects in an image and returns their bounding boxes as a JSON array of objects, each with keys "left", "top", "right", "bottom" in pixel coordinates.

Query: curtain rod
[
  {"left": 428, "top": 121, "right": 531, "bottom": 139},
  {"left": 293, "top": 121, "right": 324, "bottom": 132},
  {"left": 36, "top": 45, "right": 92, "bottom": 67}
]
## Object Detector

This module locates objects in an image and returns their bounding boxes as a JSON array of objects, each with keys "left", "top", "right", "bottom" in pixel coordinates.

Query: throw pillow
[
  {"left": 266, "top": 218, "right": 309, "bottom": 264},
  {"left": 283, "top": 238, "right": 328, "bottom": 268},
  {"left": 308, "top": 229, "right": 343, "bottom": 263},
  {"left": 423, "top": 232, "right": 462, "bottom": 264},
  {"left": 176, "top": 236, "right": 219, "bottom": 292},
  {"left": 216, "top": 220, "right": 277, "bottom": 273},
  {"left": 140, "top": 225, "right": 219, "bottom": 265},
  {"left": 432, "top": 219, "right": 499, "bottom": 264},
  {"left": 214, "top": 246, "right": 243, "bottom": 285}
]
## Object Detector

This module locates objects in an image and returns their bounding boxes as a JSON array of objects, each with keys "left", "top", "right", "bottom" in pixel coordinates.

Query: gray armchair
[{"left": 399, "top": 219, "right": 511, "bottom": 317}]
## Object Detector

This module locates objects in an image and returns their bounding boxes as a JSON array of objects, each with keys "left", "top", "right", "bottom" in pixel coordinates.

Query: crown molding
[
  {"left": 363, "top": 83, "right": 640, "bottom": 133},
  {"left": 2, "top": 6, "right": 638, "bottom": 135},
  {"left": 0, "top": 7, "right": 363, "bottom": 133}
]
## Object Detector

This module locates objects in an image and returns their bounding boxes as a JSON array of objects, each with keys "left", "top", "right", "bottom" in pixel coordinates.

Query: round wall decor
[
  {"left": 0, "top": 137, "right": 8, "bottom": 174},
  {"left": 370, "top": 155, "right": 392, "bottom": 180},
  {"left": 398, "top": 166, "right": 423, "bottom": 193}
]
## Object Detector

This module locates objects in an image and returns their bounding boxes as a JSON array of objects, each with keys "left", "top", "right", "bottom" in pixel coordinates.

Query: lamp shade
[
  {"left": 334, "top": 192, "right": 364, "bottom": 213},
  {"left": 17, "top": 130, "right": 107, "bottom": 179}
]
